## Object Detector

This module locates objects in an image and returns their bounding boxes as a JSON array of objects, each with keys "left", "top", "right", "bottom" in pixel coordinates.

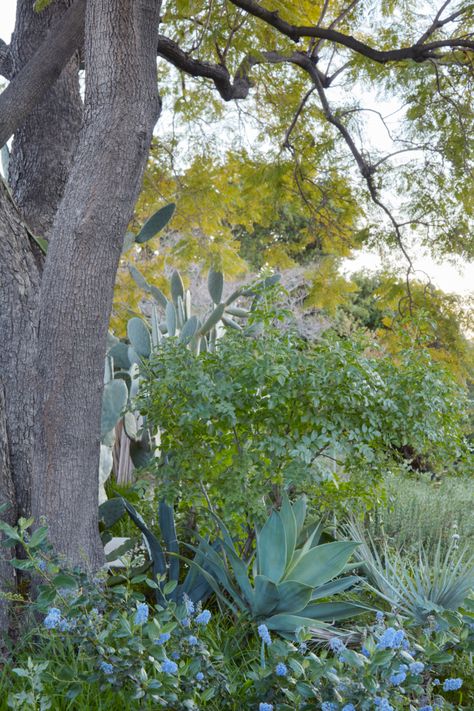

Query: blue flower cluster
[
  {"left": 275, "top": 662, "right": 287, "bottom": 677},
  {"left": 409, "top": 661, "right": 424, "bottom": 675},
  {"left": 161, "top": 659, "right": 178, "bottom": 675},
  {"left": 157, "top": 631, "right": 171, "bottom": 644},
  {"left": 43, "top": 607, "right": 62, "bottom": 629},
  {"left": 195, "top": 609, "right": 211, "bottom": 626},
  {"left": 443, "top": 677, "right": 463, "bottom": 691},
  {"left": 134, "top": 602, "right": 149, "bottom": 625},
  {"left": 328, "top": 637, "right": 345, "bottom": 654},
  {"left": 258, "top": 624, "right": 272, "bottom": 645},
  {"left": 389, "top": 669, "right": 407, "bottom": 686},
  {"left": 321, "top": 703, "right": 338, "bottom": 711},
  {"left": 376, "top": 627, "right": 405, "bottom": 650},
  {"left": 342, "top": 705, "right": 356, "bottom": 711},
  {"left": 99, "top": 661, "right": 113, "bottom": 675},
  {"left": 374, "top": 698, "right": 394, "bottom": 711},
  {"left": 259, "top": 704, "right": 273, "bottom": 711}
]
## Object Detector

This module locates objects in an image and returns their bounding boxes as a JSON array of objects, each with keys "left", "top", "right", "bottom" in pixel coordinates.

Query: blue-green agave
[{"left": 187, "top": 494, "right": 366, "bottom": 635}]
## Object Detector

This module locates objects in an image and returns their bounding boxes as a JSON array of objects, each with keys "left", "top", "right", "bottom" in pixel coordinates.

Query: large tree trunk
[
  {"left": 0, "top": 1, "right": 83, "bottom": 535},
  {"left": 31, "top": 0, "right": 161, "bottom": 569},
  {"left": 8, "top": 0, "right": 83, "bottom": 235},
  {"left": 0, "top": 180, "right": 40, "bottom": 521}
]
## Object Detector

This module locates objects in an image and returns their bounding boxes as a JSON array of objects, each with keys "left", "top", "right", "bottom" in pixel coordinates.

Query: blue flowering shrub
[
  {"left": 247, "top": 618, "right": 469, "bottom": 711},
  {"left": 1, "top": 515, "right": 472, "bottom": 710}
]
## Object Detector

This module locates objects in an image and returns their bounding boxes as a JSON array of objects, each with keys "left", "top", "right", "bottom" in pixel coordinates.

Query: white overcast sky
[{"left": 1, "top": 0, "right": 473, "bottom": 298}]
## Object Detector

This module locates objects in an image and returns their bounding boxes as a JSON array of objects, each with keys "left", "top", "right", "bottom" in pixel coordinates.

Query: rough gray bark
[
  {"left": 0, "top": 179, "right": 40, "bottom": 521},
  {"left": 0, "top": 383, "right": 17, "bottom": 644},
  {"left": 8, "top": 0, "right": 83, "bottom": 235},
  {"left": 31, "top": 0, "right": 161, "bottom": 569}
]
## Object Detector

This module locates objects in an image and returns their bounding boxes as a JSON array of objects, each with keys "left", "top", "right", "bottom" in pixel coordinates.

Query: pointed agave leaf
[
  {"left": 292, "top": 497, "right": 307, "bottom": 537},
  {"left": 149, "top": 284, "right": 168, "bottom": 309},
  {"left": 287, "top": 542, "right": 360, "bottom": 588},
  {"left": 274, "top": 580, "right": 313, "bottom": 614},
  {"left": 135, "top": 203, "right": 175, "bottom": 244},
  {"left": 310, "top": 575, "right": 360, "bottom": 600},
  {"left": 101, "top": 379, "right": 128, "bottom": 437},
  {"left": 180, "top": 316, "right": 198, "bottom": 344},
  {"left": 122, "top": 499, "right": 166, "bottom": 579},
  {"left": 129, "top": 264, "right": 150, "bottom": 292},
  {"left": 253, "top": 575, "right": 279, "bottom": 617},
  {"left": 183, "top": 540, "right": 246, "bottom": 612},
  {"left": 99, "top": 497, "right": 126, "bottom": 529},
  {"left": 221, "top": 542, "right": 254, "bottom": 606},
  {"left": 208, "top": 268, "right": 224, "bottom": 304},
  {"left": 301, "top": 600, "right": 369, "bottom": 621},
  {"left": 166, "top": 300, "right": 177, "bottom": 337},
  {"left": 170, "top": 270, "right": 184, "bottom": 304},
  {"left": 257, "top": 510, "right": 287, "bottom": 583},
  {"left": 159, "top": 500, "right": 179, "bottom": 583},
  {"left": 127, "top": 317, "right": 151, "bottom": 358},
  {"left": 279, "top": 492, "right": 297, "bottom": 568},
  {"left": 198, "top": 304, "right": 225, "bottom": 336},
  {"left": 264, "top": 613, "right": 329, "bottom": 634}
]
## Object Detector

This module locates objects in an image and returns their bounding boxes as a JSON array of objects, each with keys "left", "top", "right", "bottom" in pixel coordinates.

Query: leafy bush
[{"left": 139, "top": 326, "right": 468, "bottom": 528}]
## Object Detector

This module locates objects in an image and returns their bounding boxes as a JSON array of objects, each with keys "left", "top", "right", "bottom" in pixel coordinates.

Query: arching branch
[{"left": 229, "top": 0, "right": 474, "bottom": 62}]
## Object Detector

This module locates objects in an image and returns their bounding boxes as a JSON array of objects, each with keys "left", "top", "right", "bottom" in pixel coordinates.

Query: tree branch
[
  {"left": 0, "top": 0, "right": 86, "bottom": 149},
  {"left": 0, "top": 40, "right": 12, "bottom": 81},
  {"left": 229, "top": 0, "right": 474, "bottom": 62},
  {"left": 157, "top": 34, "right": 252, "bottom": 100}
]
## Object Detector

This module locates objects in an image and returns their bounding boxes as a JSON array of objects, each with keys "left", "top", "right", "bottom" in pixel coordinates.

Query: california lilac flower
[
  {"left": 376, "top": 627, "right": 405, "bottom": 650},
  {"left": 259, "top": 704, "right": 273, "bottom": 711},
  {"left": 329, "top": 637, "right": 345, "bottom": 653},
  {"left": 410, "top": 662, "right": 425, "bottom": 675},
  {"left": 361, "top": 646, "right": 370, "bottom": 658},
  {"left": 182, "top": 617, "right": 191, "bottom": 628},
  {"left": 44, "top": 608, "right": 61, "bottom": 629},
  {"left": 157, "top": 632, "right": 171, "bottom": 644},
  {"left": 37, "top": 559, "right": 47, "bottom": 571},
  {"left": 321, "top": 703, "right": 338, "bottom": 711},
  {"left": 374, "top": 698, "right": 394, "bottom": 711},
  {"left": 188, "top": 635, "right": 198, "bottom": 646},
  {"left": 419, "top": 707, "right": 433, "bottom": 711},
  {"left": 195, "top": 610, "right": 211, "bottom": 626},
  {"left": 342, "top": 705, "right": 356, "bottom": 711},
  {"left": 275, "top": 662, "right": 287, "bottom": 677},
  {"left": 171, "top": 651, "right": 180, "bottom": 660},
  {"left": 134, "top": 602, "right": 149, "bottom": 625},
  {"left": 376, "top": 611, "right": 385, "bottom": 622},
  {"left": 99, "top": 661, "right": 113, "bottom": 675},
  {"left": 196, "top": 671, "right": 204, "bottom": 682},
  {"left": 390, "top": 670, "right": 407, "bottom": 685},
  {"left": 257, "top": 624, "right": 272, "bottom": 645},
  {"left": 58, "top": 618, "right": 76, "bottom": 632},
  {"left": 161, "top": 659, "right": 178, "bottom": 674},
  {"left": 183, "top": 596, "right": 195, "bottom": 615},
  {"left": 433, "top": 679, "right": 440, "bottom": 686},
  {"left": 443, "top": 678, "right": 463, "bottom": 691}
]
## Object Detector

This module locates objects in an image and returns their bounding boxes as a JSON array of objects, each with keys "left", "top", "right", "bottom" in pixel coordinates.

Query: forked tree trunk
[
  {"left": 8, "top": 0, "right": 83, "bottom": 235},
  {"left": 31, "top": 0, "right": 161, "bottom": 568}
]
